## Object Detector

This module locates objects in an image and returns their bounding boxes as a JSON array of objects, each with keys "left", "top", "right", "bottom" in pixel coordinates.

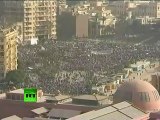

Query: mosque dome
[{"left": 113, "top": 80, "right": 160, "bottom": 112}]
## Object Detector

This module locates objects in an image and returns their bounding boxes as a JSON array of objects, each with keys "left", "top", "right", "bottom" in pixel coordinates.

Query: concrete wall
[
  {"left": 75, "top": 14, "right": 89, "bottom": 38},
  {"left": 57, "top": 11, "right": 76, "bottom": 40},
  {"left": 72, "top": 99, "right": 99, "bottom": 106}
]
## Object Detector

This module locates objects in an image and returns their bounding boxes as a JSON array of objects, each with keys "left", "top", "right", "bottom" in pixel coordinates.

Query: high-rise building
[
  {"left": 2, "top": 0, "right": 57, "bottom": 42},
  {"left": 23, "top": 0, "right": 57, "bottom": 41},
  {"left": 0, "top": 24, "right": 18, "bottom": 80},
  {"left": 57, "top": 11, "right": 88, "bottom": 40}
]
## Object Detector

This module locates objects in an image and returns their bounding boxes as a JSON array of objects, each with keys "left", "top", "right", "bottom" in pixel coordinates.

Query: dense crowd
[{"left": 18, "top": 40, "right": 160, "bottom": 95}]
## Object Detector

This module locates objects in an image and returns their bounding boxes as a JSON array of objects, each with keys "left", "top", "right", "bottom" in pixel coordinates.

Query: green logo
[{"left": 24, "top": 88, "right": 37, "bottom": 102}]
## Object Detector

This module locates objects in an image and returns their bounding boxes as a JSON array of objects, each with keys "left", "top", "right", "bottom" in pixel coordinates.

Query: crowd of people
[{"left": 18, "top": 40, "right": 160, "bottom": 95}]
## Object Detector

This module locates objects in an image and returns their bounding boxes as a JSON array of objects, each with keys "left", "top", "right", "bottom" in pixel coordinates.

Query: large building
[
  {"left": 75, "top": 14, "right": 89, "bottom": 38},
  {"left": 1, "top": 0, "right": 57, "bottom": 42},
  {"left": 23, "top": 1, "right": 57, "bottom": 41},
  {"left": 57, "top": 11, "right": 75, "bottom": 40},
  {"left": 57, "top": 11, "right": 89, "bottom": 40},
  {"left": 0, "top": 24, "right": 18, "bottom": 80},
  {"left": 113, "top": 80, "right": 160, "bottom": 112},
  {"left": 67, "top": 101, "right": 149, "bottom": 120},
  {"left": 72, "top": 94, "right": 108, "bottom": 106}
]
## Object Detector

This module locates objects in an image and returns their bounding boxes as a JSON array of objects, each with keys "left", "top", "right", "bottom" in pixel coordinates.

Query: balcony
[
  {"left": 36, "top": 19, "right": 46, "bottom": 21},
  {"left": 24, "top": 19, "right": 30, "bottom": 22},
  {"left": 38, "top": 5, "right": 47, "bottom": 8},
  {"left": 35, "top": 13, "right": 48, "bottom": 17},
  {"left": 35, "top": 21, "right": 46, "bottom": 25},
  {"left": 24, "top": 8, "right": 32, "bottom": 12},
  {"left": 24, "top": 29, "right": 33, "bottom": 32},
  {"left": 36, "top": 8, "right": 47, "bottom": 11},
  {"left": 24, "top": 14, "right": 33, "bottom": 17}
]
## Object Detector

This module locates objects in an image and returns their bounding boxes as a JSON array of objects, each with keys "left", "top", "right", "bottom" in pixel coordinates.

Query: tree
[
  {"left": 5, "top": 70, "right": 27, "bottom": 86},
  {"left": 17, "top": 59, "right": 22, "bottom": 69}
]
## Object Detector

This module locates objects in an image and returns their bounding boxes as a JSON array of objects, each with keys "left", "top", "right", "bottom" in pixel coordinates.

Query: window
[
  {"left": 0, "top": 46, "right": 4, "bottom": 50},
  {"left": 25, "top": 18, "right": 29, "bottom": 21},
  {"left": 152, "top": 91, "right": 159, "bottom": 100},
  {"left": 25, "top": 27, "right": 31, "bottom": 30},
  {"left": 139, "top": 92, "right": 150, "bottom": 102},
  {"left": 0, "top": 52, "right": 4, "bottom": 56},
  {"left": 145, "top": 92, "right": 150, "bottom": 102}
]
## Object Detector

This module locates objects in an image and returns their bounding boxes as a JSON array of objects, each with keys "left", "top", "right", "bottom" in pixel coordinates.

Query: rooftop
[
  {"left": 9, "top": 89, "right": 24, "bottom": 94},
  {"left": 47, "top": 108, "right": 81, "bottom": 118},
  {"left": 73, "top": 95, "right": 107, "bottom": 101},
  {"left": 23, "top": 118, "right": 54, "bottom": 120},
  {"left": 0, "top": 99, "right": 97, "bottom": 119},
  {"left": 31, "top": 107, "right": 48, "bottom": 115},
  {"left": 46, "top": 95, "right": 70, "bottom": 101},
  {"left": 112, "top": 101, "right": 131, "bottom": 110},
  {"left": 2, "top": 115, "right": 21, "bottom": 120},
  {"left": 67, "top": 101, "right": 148, "bottom": 120}
]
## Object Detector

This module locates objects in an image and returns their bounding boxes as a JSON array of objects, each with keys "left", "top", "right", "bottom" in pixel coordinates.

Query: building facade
[
  {"left": 1, "top": 0, "right": 57, "bottom": 42},
  {"left": 57, "top": 11, "right": 89, "bottom": 40},
  {"left": 57, "top": 11, "right": 76, "bottom": 40},
  {"left": 0, "top": 24, "right": 18, "bottom": 80},
  {"left": 24, "top": 0, "right": 57, "bottom": 41},
  {"left": 133, "top": 2, "right": 160, "bottom": 18},
  {"left": 151, "top": 72, "right": 160, "bottom": 93},
  {"left": 75, "top": 14, "right": 89, "bottom": 38}
]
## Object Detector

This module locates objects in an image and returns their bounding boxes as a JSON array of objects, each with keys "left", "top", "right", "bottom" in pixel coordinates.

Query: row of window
[
  {"left": 7, "top": 94, "right": 23, "bottom": 100},
  {"left": 139, "top": 92, "right": 150, "bottom": 102},
  {"left": 138, "top": 91, "right": 160, "bottom": 102},
  {"left": 26, "top": 19, "right": 47, "bottom": 23},
  {"left": 153, "top": 90, "right": 159, "bottom": 100}
]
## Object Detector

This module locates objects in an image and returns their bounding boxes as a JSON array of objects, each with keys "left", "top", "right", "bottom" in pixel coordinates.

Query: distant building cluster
[{"left": 0, "top": 0, "right": 160, "bottom": 43}]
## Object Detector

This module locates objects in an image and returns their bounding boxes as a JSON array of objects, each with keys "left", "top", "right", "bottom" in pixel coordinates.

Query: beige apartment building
[
  {"left": 24, "top": 0, "right": 57, "bottom": 41},
  {"left": 0, "top": 24, "right": 18, "bottom": 80},
  {"left": 2, "top": 0, "right": 57, "bottom": 42}
]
